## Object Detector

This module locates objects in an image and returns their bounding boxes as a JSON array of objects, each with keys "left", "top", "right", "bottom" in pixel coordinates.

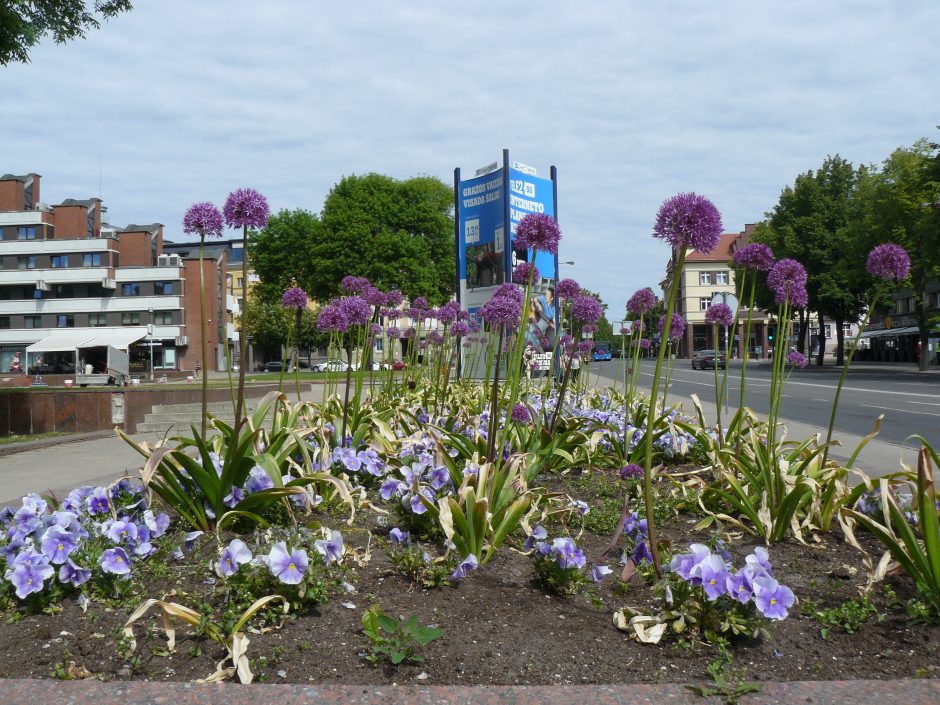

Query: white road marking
[
  {"left": 647, "top": 372, "right": 938, "bottom": 399},
  {"left": 910, "top": 401, "right": 940, "bottom": 406},
  {"left": 862, "top": 404, "right": 940, "bottom": 418}
]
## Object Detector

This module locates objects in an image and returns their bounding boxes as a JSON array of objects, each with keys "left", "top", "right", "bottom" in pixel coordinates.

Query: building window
[
  {"left": 53, "top": 284, "right": 75, "bottom": 298},
  {"left": 237, "top": 277, "right": 244, "bottom": 289},
  {"left": 153, "top": 311, "right": 173, "bottom": 325},
  {"left": 88, "top": 313, "right": 107, "bottom": 327},
  {"left": 699, "top": 297, "right": 711, "bottom": 311},
  {"left": 83, "top": 253, "right": 102, "bottom": 267},
  {"left": 17, "top": 256, "right": 36, "bottom": 270},
  {"left": 57, "top": 314, "right": 75, "bottom": 328},
  {"left": 154, "top": 281, "right": 173, "bottom": 295},
  {"left": 716, "top": 271, "right": 729, "bottom": 285},
  {"left": 51, "top": 255, "right": 68, "bottom": 268},
  {"left": 907, "top": 297, "right": 916, "bottom": 313},
  {"left": 17, "top": 227, "right": 36, "bottom": 241},
  {"left": 33, "top": 288, "right": 42, "bottom": 299},
  {"left": 122, "top": 312, "right": 141, "bottom": 326},
  {"left": 699, "top": 272, "right": 711, "bottom": 285},
  {"left": 24, "top": 316, "right": 42, "bottom": 328},
  {"left": 122, "top": 283, "right": 141, "bottom": 296},
  {"left": 0, "top": 317, "right": 9, "bottom": 329},
  {"left": 843, "top": 323, "right": 853, "bottom": 337},
  {"left": 87, "top": 283, "right": 105, "bottom": 297}
]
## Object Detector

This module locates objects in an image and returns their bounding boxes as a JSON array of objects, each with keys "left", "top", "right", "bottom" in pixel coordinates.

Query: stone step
[{"left": 149, "top": 401, "right": 245, "bottom": 413}]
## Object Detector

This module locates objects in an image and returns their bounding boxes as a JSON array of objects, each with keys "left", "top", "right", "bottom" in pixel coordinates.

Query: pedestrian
[{"left": 194, "top": 359, "right": 201, "bottom": 378}]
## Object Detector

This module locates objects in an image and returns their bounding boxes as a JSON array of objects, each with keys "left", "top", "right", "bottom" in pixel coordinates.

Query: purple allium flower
[
  {"left": 389, "top": 528, "right": 410, "bottom": 545},
  {"left": 40, "top": 527, "right": 77, "bottom": 564},
  {"left": 591, "top": 564, "right": 613, "bottom": 583},
  {"left": 282, "top": 287, "right": 308, "bottom": 309},
  {"left": 412, "top": 296, "right": 429, "bottom": 310},
  {"left": 403, "top": 327, "right": 416, "bottom": 339},
  {"left": 556, "top": 278, "right": 581, "bottom": 299},
  {"left": 753, "top": 576, "right": 795, "bottom": 620},
  {"left": 452, "top": 553, "right": 479, "bottom": 580},
  {"left": 704, "top": 302, "right": 734, "bottom": 327},
  {"left": 99, "top": 547, "right": 132, "bottom": 576},
  {"left": 732, "top": 242, "right": 775, "bottom": 271},
  {"left": 552, "top": 537, "right": 586, "bottom": 570},
  {"left": 317, "top": 303, "right": 349, "bottom": 333},
  {"left": 267, "top": 542, "right": 309, "bottom": 584},
  {"left": 767, "top": 258, "right": 807, "bottom": 301},
  {"left": 315, "top": 530, "right": 345, "bottom": 565},
  {"left": 786, "top": 351, "right": 807, "bottom": 368},
  {"left": 216, "top": 539, "right": 252, "bottom": 578},
  {"left": 427, "top": 330, "right": 444, "bottom": 346},
  {"left": 658, "top": 313, "right": 686, "bottom": 341},
  {"left": 482, "top": 291, "right": 522, "bottom": 330},
  {"left": 510, "top": 403, "right": 531, "bottom": 424},
  {"left": 577, "top": 340, "right": 594, "bottom": 356},
  {"left": 654, "top": 193, "right": 723, "bottom": 254},
  {"left": 385, "top": 289, "right": 404, "bottom": 307},
  {"left": 492, "top": 282, "right": 524, "bottom": 303},
  {"left": 438, "top": 300, "right": 461, "bottom": 325},
  {"left": 619, "top": 464, "right": 644, "bottom": 481},
  {"left": 361, "top": 285, "right": 387, "bottom": 307},
  {"left": 638, "top": 338, "right": 651, "bottom": 349},
  {"left": 368, "top": 323, "right": 383, "bottom": 338},
  {"left": 523, "top": 525, "right": 548, "bottom": 551},
  {"left": 451, "top": 320, "right": 470, "bottom": 337},
  {"left": 571, "top": 294, "right": 602, "bottom": 324},
  {"left": 245, "top": 467, "right": 275, "bottom": 494},
  {"left": 626, "top": 287, "right": 657, "bottom": 315},
  {"left": 866, "top": 243, "right": 910, "bottom": 282},
  {"left": 341, "top": 275, "right": 370, "bottom": 292},
  {"left": 340, "top": 296, "right": 371, "bottom": 326},
  {"left": 512, "top": 261, "right": 540, "bottom": 284},
  {"left": 515, "top": 213, "right": 562, "bottom": 254},
  {"left": 58, "top": 558, "right": 91, "bottom": 588},
  {"left": 182, "top": 202, "right": 224, "bottom": 238},
  {"left": 223, "top": 188, "right": 270, "bottom": 230},
  {"left": 11, "top": 560, "right": 53, "bottom": 599},
  {"left": 386, "top": 326, "right": 401, "bottom": 339}
]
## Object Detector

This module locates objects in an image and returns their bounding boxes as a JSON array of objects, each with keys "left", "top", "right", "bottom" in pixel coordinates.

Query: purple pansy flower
[
  {"left": 99, "top": 547, "right": 132, "bottom": 575},
  {"left": 753, "top": 576, "right": 795, "bottom": 620},
  {"left": 216, "top": 539, "right": 252, "bottom": 578},
  {"left": 267, "top": 542, "right": 309, "bottom": 584},
  {"left": 452, "top": 553, "right": 479, "bottom": 580},
  {"left": 591, "top": 564, "right": 614, "bottom": 583},
  {"left": 523, "top": 525, "right": 548, "bottom": 551},
  {"left": 389, "top": 528, "right": 410, "bottom": 545},
  {"left": 11, "top": 560, "right": 53, "bottom": 599},
  {"left": 245, "top": 467, "right": 275, "bottom": 494},
  {"left": 552, "top": 537, "right": 586, "bottom": 570},
  {"left": 314, "top": 531, "right": 345, "bottom": 565},
  {"left": 58, "top": 558, "right": 91, "bottom": 588},
  {"left": 40, "top": 527, "right": 77, "bottom": 564}
]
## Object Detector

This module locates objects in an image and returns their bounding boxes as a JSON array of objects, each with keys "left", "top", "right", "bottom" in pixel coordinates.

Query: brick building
[{"left": 0, "top": 172, "right": 228, "bottom": 377}]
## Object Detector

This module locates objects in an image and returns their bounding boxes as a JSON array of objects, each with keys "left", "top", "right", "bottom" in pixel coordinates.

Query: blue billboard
[
  {"left": 457, "top": 170, "right": 505, "bottom": 289},
  {"left": 508, "top": 167, "right": 556, "bottom": 280}
]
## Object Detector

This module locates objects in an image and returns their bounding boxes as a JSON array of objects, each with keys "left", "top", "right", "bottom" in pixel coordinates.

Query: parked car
[
  {"left": 312, "top": 359, "right": 349, "bottom": 372},
  {"left": 691, "top": 349, "right": 726, "bottom": 370},
  {"left": 259, "top": 360, "right": 284, "bottom": 372},
  {"left": 391, "top": 360, "right": 407, "bottom": 371}
]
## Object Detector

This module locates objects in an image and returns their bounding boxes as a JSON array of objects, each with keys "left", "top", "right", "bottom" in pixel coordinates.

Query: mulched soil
[{"left": 0, "top": 469, "right": 937, "bottom": 686}]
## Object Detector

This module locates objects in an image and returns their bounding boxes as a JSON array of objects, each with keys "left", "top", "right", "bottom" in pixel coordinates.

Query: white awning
[
  {"left": 77, "top": 328, "right": 147, "bottom": 350},
  {"left": 860, "top": 326, "right": 921, "bottom": 339},
  {"left": 25, "top": 331, "right": 95, "bottom": 353}
]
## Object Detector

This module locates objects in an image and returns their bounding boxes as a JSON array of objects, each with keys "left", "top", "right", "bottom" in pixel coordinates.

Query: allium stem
[
  {"left": 233, "top": 224, "right": 249, "bottom": 435},
  {"left": 198, "top": 234, "right": 209, "bottom": 439},
  {"left": 822, "top": 285, "right": 883, "bottom": 468},
  {"left": 643, "top": 248, "right": 687, "bottom": 579},
  {"left": 486, "top": 330, "right": 505, "bottom": 462},
  {"left": 739, "top": 275, "right": 756, "bottom": 410}
]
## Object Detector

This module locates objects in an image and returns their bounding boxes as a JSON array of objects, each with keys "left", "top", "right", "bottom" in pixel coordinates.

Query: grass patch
[{"left": 0, "top": 431, "right": 73, "bottom": 446}]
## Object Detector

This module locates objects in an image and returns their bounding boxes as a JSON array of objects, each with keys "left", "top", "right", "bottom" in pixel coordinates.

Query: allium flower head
[
  {"left": 384, "top": 289, "right": 404, "bottom": 307},
  {"left": 571, "top": 294, "right": 602, "bottom": 324},
  {"left": 704, "top": 302, "right": 734, "bottom": 327},
  {"left": 510, "top": 403, "right": 531, "bottom": 424},
  {"left": 282, "top": 287, "right": 308, "bottom": 309},
  {"left": 732, "top": 243, "right": 775, "bottom": 271},
  {"left": 482, "top": 291, "right": 522, "bottom": 330},
  {"left": 512, "top": 261, "right": 540, "bottom": 284},
  {"left": 339, "top": 296, "right": 371, "bottom": 326},
  {"left": 451, "top": 320, "right": 470, "bottom": 337},
  {"left": 316, "top": 303, "right": 348, "bottom": 333},
  {"left": 786, "top": 351, "right": 807, "bottom": 368},
  {"left": 626, "top": 287, "right": 657, "bottom": 315},
  {"left": 182, "top": 202, "right": 224, "bottom": 238},
  {"left": 362, "top": 285, "right": 387, "bottom": 307},
  {"left": 767, "top": 258, "right": 807, "bottom": 304},
  {"left": 341, "top": 275, "right": 370, "bottom": 292},
  {"left": 556, "top": 278, "right": 581, "bottom": 299},
  {"left": 386, "top": 326, "right": 401, "bottom": 339},
  {"left": 514, "top": 213, "right": 561, "bottom": 254},
  {"left": 653, "top": 192, "right": 723, "bottom": 254},
  {"left": 659, "top": 312, "right": 686, "bottom": 341},
  {"left": 866, "top": 243, "right": 910, "bottom": 282},
  {"left": 619, "top": 464, "right": 644, "bottom": 480},
  {"left": 223, "top": 188, "right": 270, "bottom": 230},
  {"left": 412, "top": 296, "right": 429, "bottom": 310},
  {"left": 638, "top": 338, "right": 651, "bottom": 349}
]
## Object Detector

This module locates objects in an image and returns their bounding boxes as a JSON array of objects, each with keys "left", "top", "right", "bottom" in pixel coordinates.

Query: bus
[{"left": 592, "top": 341, "right": 612, "bottom": 362}]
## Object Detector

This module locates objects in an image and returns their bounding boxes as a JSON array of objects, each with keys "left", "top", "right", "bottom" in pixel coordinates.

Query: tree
[
  {"left": 855, "top": 139, "right": 940, "bottom": 370},
  {"left": 242, "top": 290, "right": 289, "bottom": 363},
  {"left": 1, "top": 1, "right": 132, "bottom": 65},
  {"left": 312, "top": 174, "right": 454, "bottom": 303},
  {"left": 249, "top": 209, "right": 319, "bottom": 303},
  {"left": 578, "top": 288, "right": 613, "bottom": 342}
]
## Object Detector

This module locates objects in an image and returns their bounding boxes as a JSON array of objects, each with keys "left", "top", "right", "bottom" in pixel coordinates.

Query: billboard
[
  {"left": 457, "top": 170, "right": 505, "bottom": 289},
  {"left": 508, "top": 166, "right": 557, "bottom": 281}
]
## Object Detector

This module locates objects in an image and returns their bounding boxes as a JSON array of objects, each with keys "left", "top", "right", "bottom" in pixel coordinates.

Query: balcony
[
  {"left": 0, "top": 266, "right": 113, "bottom": 286},
  {"left": 0, "top": 238, "right": 114, "bottom": 256},
  {"left": 0, "top": 295, "right": 183, "bottom": 315}
]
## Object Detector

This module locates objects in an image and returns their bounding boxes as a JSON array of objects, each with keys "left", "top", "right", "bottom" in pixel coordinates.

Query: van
[{"left": 592, "top": 341, "right": 612, "bottom": 362}]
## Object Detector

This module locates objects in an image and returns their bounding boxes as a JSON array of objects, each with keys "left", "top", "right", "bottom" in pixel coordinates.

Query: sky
[{"left": 3, "top": 1, "right": 938, "bottom": 317}]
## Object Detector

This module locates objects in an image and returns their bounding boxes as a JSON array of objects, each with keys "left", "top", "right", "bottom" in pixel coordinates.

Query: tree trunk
[
  {"left": 816, "top": 313, "right": 826, "bottom": 367},
  {"left": 835, "top": 316, "right": 845, "bottom": 367},
  {"left": 917, "top": 298, "right": 930, "bottom": 371},
  {"left": 797, "top": 309, "right": 807, "bottom": 354}
]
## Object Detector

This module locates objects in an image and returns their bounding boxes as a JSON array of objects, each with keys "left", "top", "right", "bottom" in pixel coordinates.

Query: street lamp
[{"left": 148, "top": 307, "right": 154, "bottom": 381}]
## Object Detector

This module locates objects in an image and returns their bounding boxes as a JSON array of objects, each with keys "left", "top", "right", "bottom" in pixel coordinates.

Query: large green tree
[
  {"left": 312, "top": 174, "right": 454, "bottom": 303},
  {"left": 249, "top": 209, "right": 319, "bottom": 302},
  {"left": 1, "top": 1, "right": 131, "bottom": 65}
]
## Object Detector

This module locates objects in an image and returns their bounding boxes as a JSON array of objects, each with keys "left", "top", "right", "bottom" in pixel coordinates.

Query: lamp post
[{"left": 148, "top": 307, "right": 154, "bottom": 381}]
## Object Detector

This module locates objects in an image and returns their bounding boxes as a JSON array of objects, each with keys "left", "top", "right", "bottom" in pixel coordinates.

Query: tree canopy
[{"left": 1, "top": 1, "right": 132, "bottom": 65}]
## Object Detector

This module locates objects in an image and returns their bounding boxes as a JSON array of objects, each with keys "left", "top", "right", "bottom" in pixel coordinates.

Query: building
[
  {"left": 863, "top": 281, "right": 940, "bottom": 365},
  {"left": 0, "top": 172, "right": 228, "bottom": 377}
]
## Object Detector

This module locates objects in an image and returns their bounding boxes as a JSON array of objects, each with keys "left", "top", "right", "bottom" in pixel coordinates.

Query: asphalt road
[{"left": 589, "top": 358, "right": 940, "bottom": 451}]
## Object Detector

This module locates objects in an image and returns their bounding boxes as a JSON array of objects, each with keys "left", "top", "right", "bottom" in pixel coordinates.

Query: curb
[
  {"left": 0, "top": 679, "right": 935, "bottom": 705},
  {"left": 0, "top": 430, "right": 115, "bottom": 458}
]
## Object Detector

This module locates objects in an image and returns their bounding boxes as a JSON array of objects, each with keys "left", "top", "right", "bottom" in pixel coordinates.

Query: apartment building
[{"left": 0, "top": 172, "right": 227, "bottom": 377}]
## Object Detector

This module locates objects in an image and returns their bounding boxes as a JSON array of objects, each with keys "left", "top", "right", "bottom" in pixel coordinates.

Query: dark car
[
  {"left": 259, "top": 361, "right": 285, "bottom": 372},
  {"left": 691, "top": 349, "right": 726, "bottom": 370}
]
